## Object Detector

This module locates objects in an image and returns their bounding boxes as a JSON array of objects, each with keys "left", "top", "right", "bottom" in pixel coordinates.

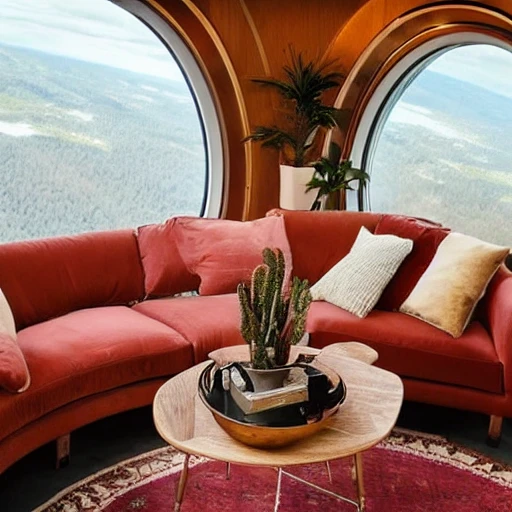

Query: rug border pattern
[{"left": 34, "top": 429, "right": 512, "bottom": 511}]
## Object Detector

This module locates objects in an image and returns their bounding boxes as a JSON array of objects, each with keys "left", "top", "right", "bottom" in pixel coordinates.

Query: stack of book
[{"left": 229, "top": 366, "right": 309, "bottom": 415}]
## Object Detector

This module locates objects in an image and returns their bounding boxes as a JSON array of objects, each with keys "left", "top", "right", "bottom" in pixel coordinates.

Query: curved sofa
[{"left": 1, "top": 209, "right": 511, "bottom": 474}]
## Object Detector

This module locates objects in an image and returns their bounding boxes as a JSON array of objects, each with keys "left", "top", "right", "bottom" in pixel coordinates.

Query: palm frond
[
  {"left": 243, "top": 126, "right": 297, "bottom": 151},
  {"left": 245, "top": 49, "right": 344, "bottom": 166},
  {"left": 306, "top": 153, "right": 370, "bottom": 207},
  {"left": 308, "top": 106, "right": 339, "bottom": 129},
  {"left": 344, "top": 168, "right": 371, "bottom": 182},
  {"left": 305, "top": 177, "right": 327, "bottom": 192},
  {"left": 254, "top": 52, "right": 343, "bottom": 108},
  {"left": 251, "top": 78, "right": 297, "bottom": 98},
  {"left": 281, "top": 51, "right": 343, "bottom": 104}
]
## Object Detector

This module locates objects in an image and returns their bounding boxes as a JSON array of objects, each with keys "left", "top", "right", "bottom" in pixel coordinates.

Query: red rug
[{"left": 36, "top": 430, "right": 512, "bottom": 512}]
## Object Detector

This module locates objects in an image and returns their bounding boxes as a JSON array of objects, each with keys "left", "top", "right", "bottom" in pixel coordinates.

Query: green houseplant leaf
[
  {"left": 243, "top": 49, "right": 344, "bottom": 167},
  {"left": 306, "top": 142, "right": 370, "bottom": 210}
]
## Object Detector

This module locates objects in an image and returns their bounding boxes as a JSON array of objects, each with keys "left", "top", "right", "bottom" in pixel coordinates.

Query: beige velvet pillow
[
  {"left": 400, "top": 232, "right": 509, "bottom": 337},
  {"left": 311, "top": 226, "right": 413, "bottom": 318}
]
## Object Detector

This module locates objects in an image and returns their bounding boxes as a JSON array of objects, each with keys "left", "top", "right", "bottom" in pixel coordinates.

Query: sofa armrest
[{"left": 485, "top": 267, "right": 512, "bottom": 391}]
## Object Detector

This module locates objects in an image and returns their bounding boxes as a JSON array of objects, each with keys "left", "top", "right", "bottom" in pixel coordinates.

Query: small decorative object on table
[
  {"left": 198, "top": 359, "right": 346, "bottom": 448},
  {"left": 198, "top": 248, "right": 347, "bottom": 448}
]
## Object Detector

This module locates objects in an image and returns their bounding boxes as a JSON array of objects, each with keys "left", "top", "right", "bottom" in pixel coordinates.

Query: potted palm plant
[
  {"left": 244, "top": 51, "right": 343, "bottom": 210},
  {"left": 306, "top": 142, "right": 370, "bottom": 210},
  {"left": 237, "top": 247, "right": 311, "bottom": 389}
]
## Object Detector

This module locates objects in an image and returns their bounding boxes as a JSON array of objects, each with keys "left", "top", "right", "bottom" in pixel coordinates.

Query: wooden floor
[{"left": 0, "top": 402, "right": 511, "bottom": 512}]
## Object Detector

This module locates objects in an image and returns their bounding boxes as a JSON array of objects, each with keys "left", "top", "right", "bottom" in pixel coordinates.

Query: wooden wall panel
[
  {"left": 244, "top": 0, "right": 360, "bottom": 73},
  {"left": 205, "top": 0, "right": 278, "bottom": 216},
  {"left": 150, "top": 0, "right": 512, "bottom": 219}
]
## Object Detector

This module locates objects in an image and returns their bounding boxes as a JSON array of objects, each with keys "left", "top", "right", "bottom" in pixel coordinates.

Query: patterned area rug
[{"left": 36, "top": 429, "right": 512, "bottom": 512}]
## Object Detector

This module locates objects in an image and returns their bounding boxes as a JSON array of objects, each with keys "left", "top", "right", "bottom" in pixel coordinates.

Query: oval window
[
  {"left": 0, "top": 0, "right": 218, "bottom": 242},
  {"left": 366, "top": 43, "right": 512, "bottom": 246}
]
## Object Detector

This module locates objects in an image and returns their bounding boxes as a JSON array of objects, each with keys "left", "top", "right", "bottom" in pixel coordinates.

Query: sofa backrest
[
  {"left": 136, "top": 218, "right": 201, "bottom": 298},
  {"left": 0, "top": 230, "right": 145, "bottom": 330},
  {"left": 267, "top": 209, "right": 383, "bottom": 285}
]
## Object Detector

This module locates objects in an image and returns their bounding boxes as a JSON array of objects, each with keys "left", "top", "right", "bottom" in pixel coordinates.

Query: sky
[
  {"left": 0, "top": 0, "right": 185, "bottom": 81},
  {"left": 429, "top": 44, "right": 512, "bottom": 100},
  {"left": 0, "top": 1, "right": 511, "bottom": 94}
]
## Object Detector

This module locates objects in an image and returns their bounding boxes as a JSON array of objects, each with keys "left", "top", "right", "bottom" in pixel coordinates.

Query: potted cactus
[{"left": 237, "top": 247, "right": 312, "bottom": 377}]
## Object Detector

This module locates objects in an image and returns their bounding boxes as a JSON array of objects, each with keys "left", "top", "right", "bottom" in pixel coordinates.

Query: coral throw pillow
[
  {"left": 137, "top": 218, "right": 201, "bottom": 298},
  {"left": 310, "top": 227, "right": 413, "bottom": 318},
  {"left": 375, "top": 215, "right": 450, "bottom": 311},
  {"left": 0, "top": 289, "right": 30, "bottom": 393},
  {"left": 400, "top": 232, "right": 509, "bottom": 337},
  {"left": 174, "top": 216, "right": 292, "bottom": 295}
]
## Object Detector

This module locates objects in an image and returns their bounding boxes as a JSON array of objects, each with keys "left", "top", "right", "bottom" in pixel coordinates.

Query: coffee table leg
[
  {"left": 325, "top": 461, "right": 333, "bottom": 483},
  {"left": 174, "top": 454, "right": 190, "bottom": 512},
  {"left": 273, "top": 467, "right": 283, "bottom": 512},
  {"left": 353, "top": 453, "right": 366, "bottom": 512}
]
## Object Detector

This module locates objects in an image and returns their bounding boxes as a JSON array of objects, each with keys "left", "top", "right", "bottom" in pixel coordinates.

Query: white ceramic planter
[
  {"left": 244, "top": 366, "right": 291, "bottom": 392},
  {"left": 279, "top": 164, "right": 318, "bottom": 210}
]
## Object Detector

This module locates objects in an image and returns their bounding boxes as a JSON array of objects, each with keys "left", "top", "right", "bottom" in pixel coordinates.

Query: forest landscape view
[
  {"left": 0, "top": 42, "right": 205, "bottom": 242},
  {"left": 1, "top": 0, "right": 511, "bottom": 250},
  {"left": 0, "top": 0, "right": 206, "bottom": 243},
  {"left": 371, "top": 45, "right": 512, "bottom": 247}
]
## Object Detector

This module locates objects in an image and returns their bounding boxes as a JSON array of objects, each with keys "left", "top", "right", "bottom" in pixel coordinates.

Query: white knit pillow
[{"left": 311, "top": 226, "right": 413, "bottom": 317}]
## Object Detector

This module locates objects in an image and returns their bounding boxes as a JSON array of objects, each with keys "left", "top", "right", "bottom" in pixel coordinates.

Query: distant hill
[{"left": 0, "top": 42, "right": 205, "bottom": 242}]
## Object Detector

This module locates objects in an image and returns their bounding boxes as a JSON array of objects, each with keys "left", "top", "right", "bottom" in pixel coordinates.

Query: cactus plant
[{"left": 237, "top": 247, "right": 312, "bottom": 369}]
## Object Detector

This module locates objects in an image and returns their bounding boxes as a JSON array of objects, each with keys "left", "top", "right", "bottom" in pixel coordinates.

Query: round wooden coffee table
[{"left": 153, "top": 343, "right": 403, "bottom": 512}]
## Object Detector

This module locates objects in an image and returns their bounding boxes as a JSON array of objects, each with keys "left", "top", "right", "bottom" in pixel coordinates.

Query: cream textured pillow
[
  {"left": 0, "top": 289, "right": 16, "bottom": 338},
  {"left": 400, "top": 232, "right": 509, "bottom": 337},
  {"left": 0, "top": 289, "right": 31, "bottom": 393},
  {"left": 310, "top": 227, "right": 413, "bottom": 317}
]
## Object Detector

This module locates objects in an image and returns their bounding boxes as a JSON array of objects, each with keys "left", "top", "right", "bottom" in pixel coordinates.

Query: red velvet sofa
[{"left": 0, "top": 209, "right": 510, "bottom": 474}]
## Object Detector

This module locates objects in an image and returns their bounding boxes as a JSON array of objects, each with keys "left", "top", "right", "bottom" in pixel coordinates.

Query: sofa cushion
[
  {"left": 174, "top": 216, "right": 292, "bottom": 295},
  {"left": 375, "top": 215, "right": 449, "bottom": 311},
  {"left": 0, "top": 230, "right": 145, "bottom": 330},
  {"left": 306, "top": 301, "right": 502, "bottom": 394},
  {"left": 401, "top": 232, "right": 509, "bottom": 337},
  {"left": 311, "top": 227, "right": 413, "bottom": 317},
  {"left": 0, "top": 289, "right": 30, "bottom": 393},
  {"left": 0, "top": 306, "right": 193, "bottom": 440},
  {"left": 133, "top": 294, "right": 244, "bottom": 363},
  {"left": 0, "top": 289, "right": 16, "bottom": 338},
  {"left": 136, "top": 218, "right": 201, "bottom": 298},
  {"left": 0, "top": 333, "right": 30, "bottom": 394},
  {"left": 266, "top": 209, "right": 382, "bottom": 285}
]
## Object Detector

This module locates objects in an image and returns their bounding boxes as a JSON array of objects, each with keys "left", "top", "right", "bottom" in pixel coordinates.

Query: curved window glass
[
  {"left": 0, "top": 0, "right": 217, "bottom": 242},
  {"left": 366, "top": 43, "right": 512, "bottom": 246}
]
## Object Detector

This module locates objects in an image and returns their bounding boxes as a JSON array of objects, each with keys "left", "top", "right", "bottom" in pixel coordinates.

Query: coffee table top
[{"left": 153, "top": 342, "right": 403, "bottom": 467}]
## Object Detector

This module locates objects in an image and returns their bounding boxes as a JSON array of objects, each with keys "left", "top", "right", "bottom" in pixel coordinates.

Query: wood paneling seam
[
  {"left": 238, "top": 0, "right": 271, "bottom": 76},
  {"left": 146, "top": 0, "right": 253, "bottom": 219},
  {"left": 179, "top": 0, "right": 253, "bottom": 219}
]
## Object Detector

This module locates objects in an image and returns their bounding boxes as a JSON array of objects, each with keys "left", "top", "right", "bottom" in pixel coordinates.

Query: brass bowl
[{"left": 198, "top": 362, "right": 346, "bottom": 449}]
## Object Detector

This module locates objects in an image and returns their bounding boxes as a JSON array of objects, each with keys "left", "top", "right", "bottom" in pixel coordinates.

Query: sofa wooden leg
[
  {"left": 487, "top": 415, "right": 503, "bottom": 447},
  {"left": 56, "top": 433, "right": 71, "bottom": 468}
]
